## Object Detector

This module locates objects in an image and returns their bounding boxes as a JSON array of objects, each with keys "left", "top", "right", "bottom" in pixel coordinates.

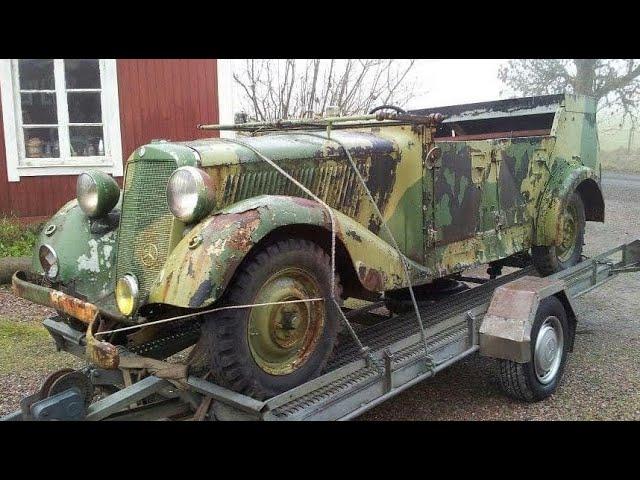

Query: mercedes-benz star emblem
[{"left": 141, "top": 243, "right": 159, "bottom": 267}]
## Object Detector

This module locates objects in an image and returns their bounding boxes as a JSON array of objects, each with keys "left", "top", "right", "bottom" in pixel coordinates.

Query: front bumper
[
  {"left": 12, "top": 271, "right": 121, "bottom": 369},
  {"left": 12, "top": 271, "right": 99, "bottom": 324}
]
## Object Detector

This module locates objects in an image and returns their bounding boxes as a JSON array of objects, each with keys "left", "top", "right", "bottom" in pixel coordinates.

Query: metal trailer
[{"left": 3, "top": 240, "right": 639, "bottom": 421}]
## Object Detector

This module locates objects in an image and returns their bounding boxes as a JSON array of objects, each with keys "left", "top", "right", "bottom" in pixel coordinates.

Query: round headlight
[
  {"left": 166, "top": 166, "right": 215, "bottom": 223},
  {"left": 77, "top": 170, "right": 120, "bottom": 218},
  {"left": 39, "top": 244, "right": 59, "bottom": 279},
  {"left": 116, "top": 274, "right": 139, "bottom": 317}
]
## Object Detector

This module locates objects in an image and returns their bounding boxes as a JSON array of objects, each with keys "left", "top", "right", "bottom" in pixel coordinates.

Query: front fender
[
  {"left": 148, "top": 195, "right": 423, "bottom": 309},
  {"left": 533, "top": 164, "right": 601, "bottom": 247},
  {"left": 31, "top": 199, "right": 119, "bottom": 302}
]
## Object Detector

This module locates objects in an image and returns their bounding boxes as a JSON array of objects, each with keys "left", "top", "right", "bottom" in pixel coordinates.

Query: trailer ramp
[{"left": 255, "top": 267, "right": 535, "bottom": 421}]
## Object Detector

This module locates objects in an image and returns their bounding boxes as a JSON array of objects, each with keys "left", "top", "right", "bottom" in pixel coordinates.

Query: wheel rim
[
  {"left": 556, "top": 202, "right": 578, "bottom": 263},
  {"left": 247, "top": 267, "right": 325, "bottom": 375},
  {"left": 533, "top": 315, "right": 564, "bottom": 384}
]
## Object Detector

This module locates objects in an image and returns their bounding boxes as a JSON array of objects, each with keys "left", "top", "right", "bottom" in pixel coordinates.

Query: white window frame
[{"left": 0, "top": 59, "right": 123, "bottom": 182}]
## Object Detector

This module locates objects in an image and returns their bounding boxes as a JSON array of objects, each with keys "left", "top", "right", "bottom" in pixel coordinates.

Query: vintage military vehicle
[{"left": 13, "top": 93, "right": 604, "bottom": 400}]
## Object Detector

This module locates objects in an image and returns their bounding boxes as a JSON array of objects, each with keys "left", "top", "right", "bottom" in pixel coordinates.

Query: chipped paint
[
  {"left": 16, "top": 93, "right": 603, "bottom": 328},
  {"left": 77, "top": 239, "right": 100, "bottom": 273}
]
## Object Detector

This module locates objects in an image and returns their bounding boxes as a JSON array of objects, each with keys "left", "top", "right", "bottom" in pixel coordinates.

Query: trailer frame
[{"left": 3, "top": 239, "right": 639, "bottom": 421}]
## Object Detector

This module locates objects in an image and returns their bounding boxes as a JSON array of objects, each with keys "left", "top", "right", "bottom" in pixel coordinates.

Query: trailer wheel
[
  {"left": 201, "top": 239, "right": 341, "bottom": 400},
  {"left": 533, "top": 192, "right": 585, "bottom": 276},
  {"left": 498, "top": 295, "right": 570, "bottom": 402}
]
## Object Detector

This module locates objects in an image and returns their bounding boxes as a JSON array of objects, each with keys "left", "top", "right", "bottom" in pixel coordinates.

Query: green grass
[
  {"left": 0, "top": 316, "right": 80, "bottom": 375},
  {"left": 0, "top": 216, "right": 40, "bottom": 258}
]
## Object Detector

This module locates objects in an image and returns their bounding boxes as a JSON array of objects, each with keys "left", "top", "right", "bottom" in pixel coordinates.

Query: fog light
[
  {"left": 39, "top": 244, "right": 59, "bottom": 279},
  {"left": 116, "top": 274, "right": 139, "bottom": 316}
]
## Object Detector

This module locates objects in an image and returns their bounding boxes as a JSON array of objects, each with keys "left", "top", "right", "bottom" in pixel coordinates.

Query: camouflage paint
[
  {"left": 148, "top": 195, "right": 430, "bottom": 308},
  {"left": 15, "top": 94, "right": 603, "bottom": 323}
]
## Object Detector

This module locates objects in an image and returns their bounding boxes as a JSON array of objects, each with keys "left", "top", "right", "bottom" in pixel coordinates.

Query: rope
[
  {"left": 216, "top": 137, "right": 374, "bottom": 363},
  {"left": 97, "top": 136, "right": 375, "bottom": 366},
  {"left": 95, "top": 298, "right": 324, "bottom": 337},
  {"left": 282, "top": 131, "right": 432, "bottom": 369},
  {"left": 98, "top": 130, "right": 434, "bottom": 371}
]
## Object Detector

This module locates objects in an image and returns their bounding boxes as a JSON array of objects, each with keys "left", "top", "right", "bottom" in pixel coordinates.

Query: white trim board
[{"left": 216, "top": 59, "right": 236, "bottom": 139}]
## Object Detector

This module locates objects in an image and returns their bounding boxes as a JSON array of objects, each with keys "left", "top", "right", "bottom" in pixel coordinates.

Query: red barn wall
[{"left": 0, "top": 59, "right": 219, "bottom": 221}]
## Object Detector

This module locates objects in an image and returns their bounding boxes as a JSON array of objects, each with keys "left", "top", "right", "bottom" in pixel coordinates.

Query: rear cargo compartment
[{"left": 411, "top": 94, "right": 563, "bottom": 141}]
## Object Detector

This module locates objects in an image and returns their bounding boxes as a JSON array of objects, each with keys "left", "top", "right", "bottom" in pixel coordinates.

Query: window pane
[
  {"left": 65, "top": 59, "right": 101, "bottom": 89},
  {"left": 18, "top": 59, "right": 55, "bottom": 90},
  {"left": 70, "top": 126, "right": 104, "bottom": 156},
  {"left": 21, "top": 92, "right": 58, "bottom": 124},
  {"left": 24, "top": 127, "right": 59, "bottom": 158},
  {"left": 68, "top": 92, "right": 102, "bottom": 123}
]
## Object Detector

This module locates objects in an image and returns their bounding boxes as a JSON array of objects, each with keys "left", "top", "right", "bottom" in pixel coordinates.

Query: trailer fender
[
  {"left": 479, "top": 275, "right": 577, "bottom": 363},
  {"left": 148, "top": 194, "right": 414, "bottom": 309},
  {"left": 534, "top": 165, "right": 604, "bottom": 247}
]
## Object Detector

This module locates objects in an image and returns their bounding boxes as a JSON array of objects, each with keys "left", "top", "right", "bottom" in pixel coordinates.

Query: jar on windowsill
[{"left": 26, "top": 137, "right": 44, "bottom": 158}]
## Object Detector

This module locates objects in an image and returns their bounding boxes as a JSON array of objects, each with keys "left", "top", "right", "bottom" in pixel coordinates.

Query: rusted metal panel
[
  {"left": 50, "top": 291, "right": 99, "bottom": 324},
  {"left": 479, "top": 275, "right": 566, "bottom": 362},
  {"left": 85, "top": 317, "right": 119, "bottom": 369},
  {"left": 11, "top": 271, "right": 99, "bottom": 324}
]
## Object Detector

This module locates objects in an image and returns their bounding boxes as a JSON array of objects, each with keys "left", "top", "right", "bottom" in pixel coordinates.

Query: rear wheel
[
  {"left": 201, "top": 239, "right": 341, "bottom": 400},
  {"left": 532, "top": 192, "right": 585, "bottom": 276},
  {"left": 498, "top": 296, "right": 570, "bottom": 402}
]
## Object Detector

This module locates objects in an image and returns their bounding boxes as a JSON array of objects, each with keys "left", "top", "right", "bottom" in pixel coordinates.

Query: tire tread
[{"left": 201, "top": 238, "right": 342, "bottom": 400}]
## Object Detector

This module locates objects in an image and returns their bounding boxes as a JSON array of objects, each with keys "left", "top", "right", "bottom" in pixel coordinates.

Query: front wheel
[
  {"left": 201, "top": 239, "right": 341, "bottom": 400},
  {"left": 497, "top": 296, "right": 570, "bottom": 402},
  {"left": 532, "top": 192, "right": 585, "bottom": 276}
]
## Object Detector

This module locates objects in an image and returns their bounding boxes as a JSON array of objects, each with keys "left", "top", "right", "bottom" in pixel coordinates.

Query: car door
[
  {"left": 423, "top": 140, "right": 500, "bottom": 274},
  {"left": 425, "top": 141, "right": 499, "bottom": 245},
  {"left": 493, "top": 136, "right": 553, "bottom": 230}
]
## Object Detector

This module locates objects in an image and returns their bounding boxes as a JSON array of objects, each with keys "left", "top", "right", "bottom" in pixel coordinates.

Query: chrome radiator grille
[{"left": 115, "top": 159, "right": 177, "bottom": 299}]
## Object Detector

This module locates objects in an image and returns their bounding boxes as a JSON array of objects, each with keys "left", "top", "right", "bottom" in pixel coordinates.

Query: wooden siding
[{"left": 0, "top": 59, "right": 219, "bottom": 220}]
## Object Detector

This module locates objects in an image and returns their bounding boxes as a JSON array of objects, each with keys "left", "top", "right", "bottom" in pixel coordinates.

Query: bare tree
[
  {"left": 499, "top": 59, "right": 640, "bottom": 156},
  {"left": 232, "top": 59, "right": 417, "bottom": 121},
  {"left": 498, "top": 59, "right": 640, "bottom": 121}
]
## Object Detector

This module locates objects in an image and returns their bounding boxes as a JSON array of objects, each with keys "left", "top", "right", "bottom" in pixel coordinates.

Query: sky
[
  {"left": 404, "top": 59, "right": 506, "bottom": 109},
  {"left": 229, "top": 59, "right": 508, "bottom": 112},
  {"left": 226, "top": 59, "right": 635, "bottom": 150}
]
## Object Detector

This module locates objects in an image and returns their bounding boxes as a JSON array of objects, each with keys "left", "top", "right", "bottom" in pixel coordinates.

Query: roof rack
[{"left": 197, "top": 111, "right": 444, "bottom": 133}]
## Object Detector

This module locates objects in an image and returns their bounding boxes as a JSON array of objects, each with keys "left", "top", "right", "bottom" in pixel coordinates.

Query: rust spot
[
  {"left": 290, "top": 196, "right": 321, "bottom": 209},
  {"left": 49, "top": 290, "right": 99, "bottom": 325},
  {"left": 187, "top": 256, "right": 195, "bottom": 277},
  {"left": 85, "top": 318, "right": 120, "bottom": 369},
  {"left": 160, "top": 271, "right": 174, "bottom": 300},
  {"left": 226, "top": 210, "right": 261, "bottom": 251},
  {"left": 358, "top": 265, "right": 385, "bottom": 291}
]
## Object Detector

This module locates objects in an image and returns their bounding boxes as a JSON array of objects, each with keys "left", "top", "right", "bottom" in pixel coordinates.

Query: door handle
[{"left": 471, "top": 153, "right": 488, "bottom": 184}]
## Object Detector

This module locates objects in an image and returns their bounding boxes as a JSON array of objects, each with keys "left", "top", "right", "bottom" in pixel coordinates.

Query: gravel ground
[
  {"left": 0, "top": 284, "right": 83, "bottom": 415},
  {"left": 361, "top": 172, "right": 640, "bottom": 420},
  {"left": 0, "top": 172, "right": 638, "bottom": 419}
]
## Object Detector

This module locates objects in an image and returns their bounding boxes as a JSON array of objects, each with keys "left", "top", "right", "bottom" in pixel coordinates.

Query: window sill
[{"left": 16, "top": 162, "right": 121, "bottom": 178}]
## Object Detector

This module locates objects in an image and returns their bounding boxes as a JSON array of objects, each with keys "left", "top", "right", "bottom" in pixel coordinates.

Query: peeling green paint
[{"left": 18, "top": 93, "right": 603, "bottom": 322}]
